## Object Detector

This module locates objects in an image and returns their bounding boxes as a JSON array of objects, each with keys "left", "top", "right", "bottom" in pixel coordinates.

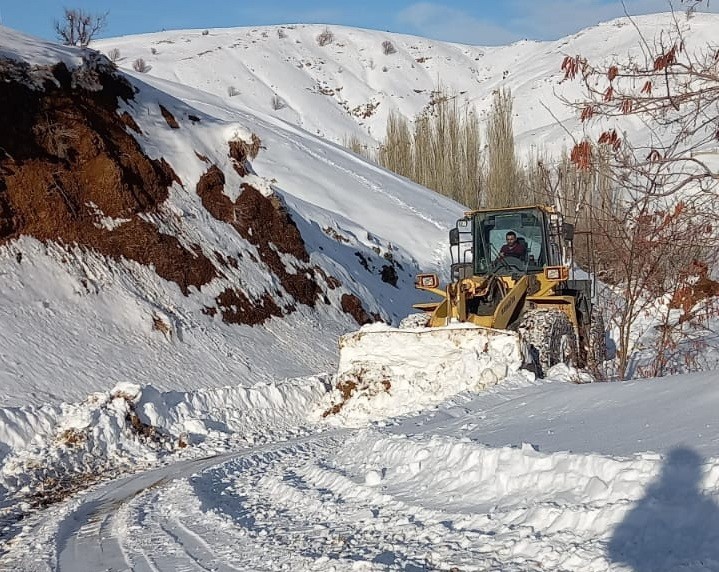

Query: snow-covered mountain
[{"left": 94, "top": 13, "right": 719, "bottom": 157}]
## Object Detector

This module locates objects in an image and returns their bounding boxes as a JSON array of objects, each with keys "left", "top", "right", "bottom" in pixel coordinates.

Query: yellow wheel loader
[
  {"left": 338, "top": 205, "right": 605, "bottom": 385},
  {"left": 413, "top": 204, "right": 605, "bottom": 376}
]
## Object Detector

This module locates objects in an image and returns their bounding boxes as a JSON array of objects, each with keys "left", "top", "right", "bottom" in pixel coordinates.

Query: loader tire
[
  {"left": 585, "top": 309, "right": 606, "bottom": 376},
  {"left": 518, "top": 309, "right": 578, "bottom": 378}
]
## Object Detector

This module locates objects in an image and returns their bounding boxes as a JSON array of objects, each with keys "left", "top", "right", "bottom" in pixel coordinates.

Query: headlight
[
  {"left": 544, "top": 267, "right": 567, "bottom": 281},
  {"left": 416, "top": 273, "right": 439, "bottom": 289}
]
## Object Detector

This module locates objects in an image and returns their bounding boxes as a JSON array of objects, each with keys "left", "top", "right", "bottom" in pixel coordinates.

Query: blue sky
[{"left": 1, "top": 1, "right": 716, "bottom": 45}]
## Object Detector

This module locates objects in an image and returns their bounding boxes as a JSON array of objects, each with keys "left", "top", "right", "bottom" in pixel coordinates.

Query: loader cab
[{"left": 450, "top": 207, "right": 565, "bottom": 279}]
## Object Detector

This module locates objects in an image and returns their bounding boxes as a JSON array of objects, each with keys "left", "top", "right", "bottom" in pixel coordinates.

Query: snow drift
[{"left": 318, "top": 323, "right": 529, "bottom": 426}]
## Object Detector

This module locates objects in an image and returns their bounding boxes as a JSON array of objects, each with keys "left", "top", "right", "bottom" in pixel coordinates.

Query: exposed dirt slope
[
  {"left": 0, "top": 54, "right": 373, "bottom": 324},
  {"left": 0, "top": 58, "right": 217, "bottom": 294}
]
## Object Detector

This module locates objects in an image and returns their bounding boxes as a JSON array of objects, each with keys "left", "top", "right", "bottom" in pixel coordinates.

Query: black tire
[
  {"left": 518, "top": 309, "right": 579, "bottom": 378},
  {"left": 585, "top": 308, "right": 607, "bottom": 375}
]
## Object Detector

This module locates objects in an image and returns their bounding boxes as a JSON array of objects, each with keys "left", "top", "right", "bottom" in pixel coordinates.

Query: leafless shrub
[
  {"left": 382, "top": 66, "right": 388, "bottom": 72},
  {"left": 271, "top": 93, "right": 286, "bottom": 110},
  {"left": 382, "top": 40, "right": 397, "bottom": 55},
  {"left": 316, "top": 27, "right": 334, "bottom": 47},
  {"left": 150, "top": 47, "right": 157, "bottom": 55},
  {"left": 132, "top": 58, "right": 151, "bottom": 73},
  {"left": 202, "top": 29, "right": 209, "bottom": 36},
  {"left": 54, "top": 8, "right": 108, "bottom": 47},
  {"left": 278, "top": 28, "right": 287, "bottom": 39},
  {"left": 556, "top": 2, "right": 719, "bottom": 378},
  {"left": 107, "top": 47, "right": 121, "bottom": 62},
  {"left": 227, "top": 85, "right": 239, "bottom": 97}
]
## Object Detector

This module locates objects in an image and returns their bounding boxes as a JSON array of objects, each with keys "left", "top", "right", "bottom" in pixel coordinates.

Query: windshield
[{"left": 473, "top": 209, "right": 547, "bottom": 275}]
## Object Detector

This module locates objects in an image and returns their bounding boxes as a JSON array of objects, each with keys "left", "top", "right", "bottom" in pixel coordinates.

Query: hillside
[
  {"left": 95, "top": 13, "right": 719, "bottom": 157},
  {"left": 0, "top": 26, "right": 464, "bottom": 407},
  {"left": 3, "top": 13, "right": 717, "bottom": 408}
]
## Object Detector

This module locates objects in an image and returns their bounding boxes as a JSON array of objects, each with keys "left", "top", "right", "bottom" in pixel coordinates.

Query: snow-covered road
[
  {"left": 4, "top": 371, "right": 719, "bottom": 571},
  {"left": 5, "top": 371, "right": 719, "bottom": 571},
  {"left": 56, "top": 451, "right": 239, "bottom": 572},
  {"left": 2, "top": 431, "right": 349, "bottom": 572}
]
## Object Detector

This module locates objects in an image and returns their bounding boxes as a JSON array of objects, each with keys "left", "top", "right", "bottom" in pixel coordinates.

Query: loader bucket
[{"left": 322, "top": 322, "right": 526, "bottom": 425}]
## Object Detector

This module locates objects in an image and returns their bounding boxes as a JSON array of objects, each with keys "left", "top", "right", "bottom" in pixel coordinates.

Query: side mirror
[
  {"left": 449, "top": 227, "right": 460, "bottom": 246},
  {"left": 562, "top": 222, "right": 575, "bottom": 241}
]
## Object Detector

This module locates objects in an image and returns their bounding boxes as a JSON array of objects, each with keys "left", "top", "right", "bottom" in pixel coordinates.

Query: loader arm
[{"left": 489, "top": 275, "right": 529, "bottom": 329}]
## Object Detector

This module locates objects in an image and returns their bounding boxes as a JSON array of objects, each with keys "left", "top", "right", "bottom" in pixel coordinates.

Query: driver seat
[{"left": 517, "top": 236, "right": 528, "bottom": 261}]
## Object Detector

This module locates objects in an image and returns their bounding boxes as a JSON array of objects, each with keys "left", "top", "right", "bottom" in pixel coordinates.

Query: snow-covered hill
[
  {"left": 95, "top": 13, "right": 719, "bottom": 157},
  {"left": 3, "top": 13, "right": 717, "bottom": 406},
  {"left": 0, "top": 25, "right": 465, "bottom": 407}
]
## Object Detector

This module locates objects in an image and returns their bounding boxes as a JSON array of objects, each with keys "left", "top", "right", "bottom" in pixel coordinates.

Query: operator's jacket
[{"left": 499, "top": 242, "right": 526, "bottom": 258}]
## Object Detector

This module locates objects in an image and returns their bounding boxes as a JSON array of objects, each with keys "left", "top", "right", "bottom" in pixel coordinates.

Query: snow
[
  {"left": 1, "top": 13, "right": 719, "bottom": 572},
  {"left": 93, "top": 15, "right": 719, "bottom": 160},
  {"left": 7, "top": 373, "right": 719, "bottom": 570},
  {"left": 0, "top": 238, "right": 349, "bottom": 407},
  {"left": 0, "top": 25, "right": 86, "bottom": 69},
  {"left": 320, "top": 322, "right": 530, "bottom": 426}
]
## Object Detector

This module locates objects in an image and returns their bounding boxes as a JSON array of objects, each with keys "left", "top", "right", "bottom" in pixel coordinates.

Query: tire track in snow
[
  {"left": 3, "top": 423, "right": 631, "bottom": 571},
  {"left": 165, "top": 433, "right": 539, "bottom": 571},
  {"left": 8, "top": 430, "right": 344, "bottom": 572},
  {"left": 118, "top": 436, "right": 353, "bottom": 571}
]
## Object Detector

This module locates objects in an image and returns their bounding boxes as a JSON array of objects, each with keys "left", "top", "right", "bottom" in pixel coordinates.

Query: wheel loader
[
  {"left": 412, "top": 204, "right": 605, "bottom": 376},
  {"left": 337, "top": 205, "right": 605, "bottom": 385}
]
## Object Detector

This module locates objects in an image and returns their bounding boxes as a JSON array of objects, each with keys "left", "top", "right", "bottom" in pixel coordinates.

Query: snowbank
[
  {"left": 326, "top": 430, "right": 719, "bottom": 570},
  {"left": 317, "top": 323, "right": 531, "bottom": 426},
  {"left": 0, "top": 376, "right": 329, "bottom": 499}
]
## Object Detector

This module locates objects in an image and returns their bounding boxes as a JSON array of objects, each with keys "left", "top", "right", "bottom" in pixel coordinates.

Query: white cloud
[
  {"left": 397, "top": 2, "right": 520, "bottom": 45},
  {"left": 398, "top": 0, "right": 719, "bottom": 45},
  {"left": 508, "top": 0, "right": 719, "bottom": 40}
]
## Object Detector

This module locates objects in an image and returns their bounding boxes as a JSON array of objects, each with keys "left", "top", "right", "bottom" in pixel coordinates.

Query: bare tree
[
  {"left": 375, "top": 87, "right": 483, "bottom": 208},
  {"left": 382, "top": 40, "right": 397, "bottom": 55},
  {"left": 485, "top": 88, "right": 520, "bottom": 208},
  {"left": 561, "top": 6, "right": 718, "bottom": 200},
  {"left": 559, "top": 3, "right": 719, "bottom": 378},
  {"left": 316, "top": 27, "right": 334, "bottom": 47},
  {"left": 54, "top": 8, "right": 109, "bottom": 47}
]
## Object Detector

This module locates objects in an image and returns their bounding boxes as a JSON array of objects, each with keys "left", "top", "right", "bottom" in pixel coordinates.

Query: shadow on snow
[{"left": 608, "top": 446, "right": 719, "bottom": 571}]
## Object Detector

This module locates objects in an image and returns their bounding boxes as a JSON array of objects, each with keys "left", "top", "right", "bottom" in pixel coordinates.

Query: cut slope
[
  {"left": 0, "top": 58, "right": 218, "bottom": 294},
  {"left": 0, "top": 29, "right": 466, "bottom": 406}
]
